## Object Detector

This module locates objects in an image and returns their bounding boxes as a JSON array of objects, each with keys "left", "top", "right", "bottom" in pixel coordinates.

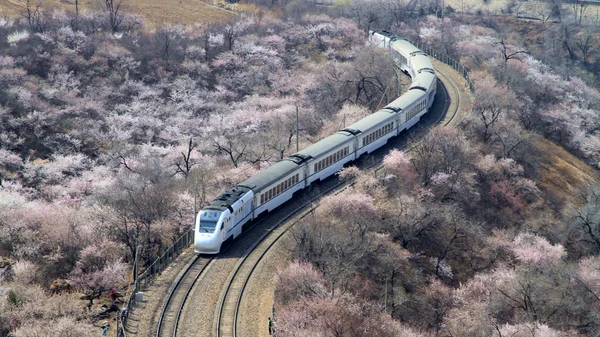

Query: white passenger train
[{"left": 195, "top": 30, "right": 437, "bottom": 254}]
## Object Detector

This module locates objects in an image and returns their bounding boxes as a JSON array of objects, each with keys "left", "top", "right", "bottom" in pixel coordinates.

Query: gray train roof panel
[
  {"left": 409, "top": 72, "right": 436, "bottom": 91},
  {"left": 205, "top": 185, "right": 252, "bottom": 211},
  {"left": 372, "top": 30, "right": 394, "bottom": 38},
  {"left": 342, "top": 109, "right": 397, "bottom": 134},
  {"left": 294, "top": 133, "right": 354, "bottom": 159},
  {"left": 390, "top": 39, "right": 420, "bottom": 56},
  {"left": 237, "top": 160, "right": 299, "bottom": 192},
  {"left": 410, "top": 54, "right": 434, "bottom": 73}
]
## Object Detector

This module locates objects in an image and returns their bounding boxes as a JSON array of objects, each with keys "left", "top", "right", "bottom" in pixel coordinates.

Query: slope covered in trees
[
  {"left": 272, "top": 7, "right": 600, "bottom": 337},
  {"left": 0, "top": 8, "right": 402, "bottom": 336},
  {"left": 0, "top": 0, "right": 599, "bottom": 335}
]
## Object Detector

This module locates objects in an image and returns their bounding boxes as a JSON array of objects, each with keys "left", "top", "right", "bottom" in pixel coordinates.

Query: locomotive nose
[{"left": 194, "top": 233, "right": 221, "bottom": 254}]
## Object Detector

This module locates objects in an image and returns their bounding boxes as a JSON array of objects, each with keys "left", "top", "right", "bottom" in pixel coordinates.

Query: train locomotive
[{"left": 195, "top": 30, "right": 437, "bottom": 254}]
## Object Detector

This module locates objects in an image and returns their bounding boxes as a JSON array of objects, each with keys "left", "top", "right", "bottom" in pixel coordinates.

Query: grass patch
[
  {"left": 0, "top": 0, "right": 237, "bottom": 29},
  {"left": 530, "top": 137, "right": 600, "bottom": 210}
]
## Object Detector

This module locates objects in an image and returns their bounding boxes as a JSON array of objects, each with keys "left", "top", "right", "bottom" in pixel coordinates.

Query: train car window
[
  {"left": 260, "top": 194, "right": 264, "bottom": 204},
  {"left": 295, "top": 173, "right": 299, "bottom": 182},
  {"left": 276, "top": 185, "right": 280, "bottom": 195}
]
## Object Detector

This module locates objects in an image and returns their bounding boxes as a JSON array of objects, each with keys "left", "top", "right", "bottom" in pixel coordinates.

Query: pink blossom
[{"left": 511, "top": 233, "right": 565, "bottom": 265}]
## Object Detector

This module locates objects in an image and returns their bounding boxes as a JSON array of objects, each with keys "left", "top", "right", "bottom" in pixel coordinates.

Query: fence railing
[
  {"left": 118, "top": 227, "right": 195, "bottom": 337},
  {"left": 408, "top": 39, "right": 476, "bottom": 94}
]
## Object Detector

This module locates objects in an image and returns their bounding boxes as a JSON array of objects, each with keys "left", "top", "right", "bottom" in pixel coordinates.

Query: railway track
[
  {"left": 215, "top": 178, "right": 354, "bottom": 337},
  {"left": 155, "top": 256, "right": 214, "bottom": 337},
  {"left": 151, "top": 59, "right": 465, "bottom": 337},
  {"left": 435, "top": 65, "right": 463, "bottom": 127}
]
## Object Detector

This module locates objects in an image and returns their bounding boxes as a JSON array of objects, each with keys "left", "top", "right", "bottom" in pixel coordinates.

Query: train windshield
[{"left": 199, "top": 219, "right": 218, "bottom": 233}]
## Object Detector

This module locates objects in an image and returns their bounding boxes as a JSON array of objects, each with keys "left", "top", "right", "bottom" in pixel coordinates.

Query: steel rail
[{"left": 156, "top": 255, "right": 214, "bottom": 337}]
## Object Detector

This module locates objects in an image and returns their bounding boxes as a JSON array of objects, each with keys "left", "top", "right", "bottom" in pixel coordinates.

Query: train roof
[
  {"left": 386, "top": 90, "right": 427, "bottom": 109},
  {"left": 294, "top": 133, "right": 353, "bottom": 159},
  {"left": 341, "top": 109, "right": 396, "bottom": 134},
  {"left": 371, "top": 30, "right": 395, "bottom": 39},
  {"left": 409, "top": 71, "right": 436, "bottom": 91},
  {"left": 410, "top": 53, "right": 434, "bottom": 73},
  {"left": 204, "top": 185, "right": 252, "bottom": 211},
  {"left": 237, "top": 160, "right": 299, "bottom": 192},
  {"left": 390, "top": 39, "right": 420, "bottom": 56}
]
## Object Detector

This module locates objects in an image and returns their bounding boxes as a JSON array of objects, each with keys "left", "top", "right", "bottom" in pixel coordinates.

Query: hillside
[
  {"left": 0, "top": 0, "right": 599, "bottom": 336},
  {"left": 0, "top": 0, "right": 236, "bottom": 28},
  {"left": 532, "top": 137, "right": 600, "bottom": 209}
]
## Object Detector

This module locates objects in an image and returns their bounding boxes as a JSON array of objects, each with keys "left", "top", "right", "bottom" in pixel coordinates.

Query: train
[{"left": 195, "top": 30, "right": 437, "bottom": 254}]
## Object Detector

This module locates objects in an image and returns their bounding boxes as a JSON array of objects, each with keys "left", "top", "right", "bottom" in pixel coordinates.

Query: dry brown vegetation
[
  {"left": 532, "top": 137, "right": 600, "bottom": 209},
  {"left": 0, "top": 0, "right": 236, "bottom": 28}
]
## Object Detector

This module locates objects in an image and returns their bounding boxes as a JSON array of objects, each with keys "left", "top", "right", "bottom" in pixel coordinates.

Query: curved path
[{"left": 124, "top": 54, "right": 473, "bottom": 337}]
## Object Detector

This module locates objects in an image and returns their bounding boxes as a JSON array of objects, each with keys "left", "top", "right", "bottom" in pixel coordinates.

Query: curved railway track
[
  {"left": 155, "top": 256, "right": 214, "bottom": 337},
  {"left": 151, "top": 60, "right": 465, "bottom": 337},
  {"left": 215, "top": 180, "right": 352, "bottom": 337},
  {"left": 435, "top": 64, "right": 464, "bottom": 127}
]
